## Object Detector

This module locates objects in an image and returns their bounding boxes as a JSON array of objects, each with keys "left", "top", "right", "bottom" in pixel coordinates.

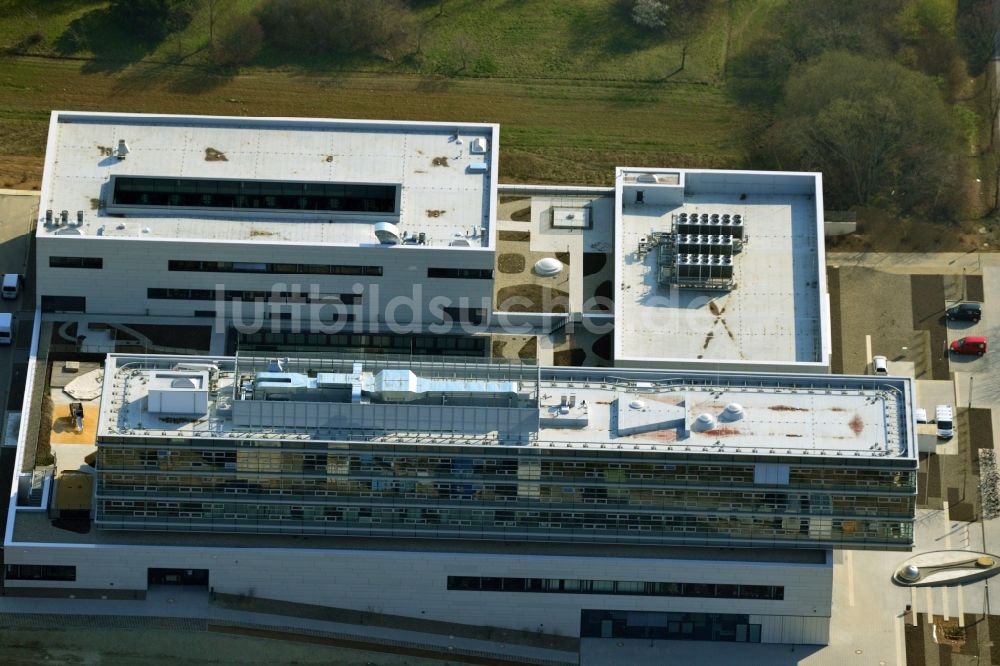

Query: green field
[
  {"left": 0, "top": 0, "right": 758, "bottom": 189},
  {"left": 0, "top": 0, "right": 735, "bottom": 82}
]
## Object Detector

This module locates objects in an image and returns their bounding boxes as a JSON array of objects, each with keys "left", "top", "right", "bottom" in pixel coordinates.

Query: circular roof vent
[
  {"left": 374, "top": 221, "right": 401, "bottom": 245},
  {"left": 629, "top": 399, "right": 646, "bottom": 410},
  {"left": 899, "top": 564, "right": 921, "bottom": 582},
  {"left": 722, "top": 403, "right": 744, "bottom": 420},
  {"left": 693, "top": 413, "right": 716, "bottom": 431},
  {"left": 534, "top": 257, "right": 563, "bottom": 276},
  {"left": 171, "top": 377, "right": 198, "bottom": 389}
]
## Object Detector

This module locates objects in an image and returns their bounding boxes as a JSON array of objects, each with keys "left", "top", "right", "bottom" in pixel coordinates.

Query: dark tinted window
[{"left": 111, "top": 176, "right": 398, "bottom": 214}]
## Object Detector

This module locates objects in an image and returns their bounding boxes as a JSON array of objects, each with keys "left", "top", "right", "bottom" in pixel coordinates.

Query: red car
[{"left": 950, "top": 335, "right": 987, "bottom": 356}]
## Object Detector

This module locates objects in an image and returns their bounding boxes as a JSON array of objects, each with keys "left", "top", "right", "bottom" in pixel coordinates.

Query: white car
[
  {"left": 872, "top": 355, "right": 888, "bottom": 375},
  {"left": 936, "top": 405, "right": 954, "bottom": 439}
]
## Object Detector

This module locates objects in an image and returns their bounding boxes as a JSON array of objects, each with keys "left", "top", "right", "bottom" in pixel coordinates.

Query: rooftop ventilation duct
[
  {"left": 374, "top": 221, "right": 402, "bottom": 245},
  {"left": 693, "top": 413, "right": 716, "bottom": 432},
  {"left": 721, "top": 403, "right": 744, "bottom": 421}
]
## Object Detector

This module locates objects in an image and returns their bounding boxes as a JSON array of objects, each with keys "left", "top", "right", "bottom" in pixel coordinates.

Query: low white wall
[{"left": 4, "top": 543, "right": 832, "bottom": 643}]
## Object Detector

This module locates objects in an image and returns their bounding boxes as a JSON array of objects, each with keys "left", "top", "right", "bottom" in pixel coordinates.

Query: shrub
[
  {"left": 212, "top": 15, "right": 264, "bottom": 68},
  {"left": 256, "top": 0, "right": 415, "bottom": 59},
  {"left": 108, "top": 0, "right": 196, "bottom": 41}
]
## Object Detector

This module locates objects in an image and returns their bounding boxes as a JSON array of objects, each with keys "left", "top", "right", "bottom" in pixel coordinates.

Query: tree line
[
  {"left": 108, "top": 0, "right": 418, "bottom": 67},
  {"left": 729, "top": 0, "right": 996, "bottom": 220}
]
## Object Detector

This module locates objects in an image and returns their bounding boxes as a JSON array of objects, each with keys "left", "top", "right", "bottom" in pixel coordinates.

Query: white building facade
[
  {"left": 4, "top": 355, "right": 916, "bottom": 646},
  {"left": 35, "top": 112, "right": 499, "bottom": 330}
]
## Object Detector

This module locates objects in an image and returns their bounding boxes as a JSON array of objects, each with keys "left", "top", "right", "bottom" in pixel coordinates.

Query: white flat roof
[
  {"left": 97, "top": 355, "right": 915, "bottom": 460},
  {"left": 37, "top": 111, "right": 499, "bottom": 249},
  {"left": 614, "top": 168, "right": 829, "bottom": 368}
]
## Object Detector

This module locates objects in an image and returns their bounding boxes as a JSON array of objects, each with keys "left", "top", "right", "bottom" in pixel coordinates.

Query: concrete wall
[
  {"left": 614, "top": 356, "right": 832, "bottom": 375},
  {"left": 36, "top": 236, "right": 495, "bottom": 328},
  {"left": 2, "top": 543, "right": 832, "bottom": 644}
]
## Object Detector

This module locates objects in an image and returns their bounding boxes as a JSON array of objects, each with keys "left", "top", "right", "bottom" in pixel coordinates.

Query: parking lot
[{"left": 0, "top": 191, "right": 38, "bottom": 421}]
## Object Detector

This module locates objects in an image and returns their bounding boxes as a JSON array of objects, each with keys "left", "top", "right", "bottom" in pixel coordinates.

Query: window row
[
  {"left": 49, "top": 256, "right": 103, "bottom": 269},
  {"left": 447, "top": 576, "right": 784, "bottom": 600},
  {"left": 427, "top": 267, "right": 493, "bottom": 280},
  {"left": 167, "top": 260, "right": 383, "bottom": 276},
  {"left": 5, "top": 564, "right": 76, "bottom": 581},
  {"left": 147, "top": 288, "right": 360, "bottom": 305},
  {"left": 95, "top": 499, "right": 912, "bottom": 544},
  {"left": 236, "top": 330, "right": 487, "bottom": 353}
]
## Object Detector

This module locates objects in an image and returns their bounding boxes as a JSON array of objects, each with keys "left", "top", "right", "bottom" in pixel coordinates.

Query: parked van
[
  {"left": 872, "top": 355, "right": 888, "bottom": 375},
  {"left": 1, "top": 273, "right": 20, "bottom": 300},
  {"left": 0, "top": 313, "right": 12, "bottom": 345},
  {"left": 936, "top": 405, "right": 954, "bottom": 439},
  {"left": 950, "top": 335, "right": 987, "bottom": 356},
  {"left": 946, "top": 302, "right": 982, "bottom": 322}
]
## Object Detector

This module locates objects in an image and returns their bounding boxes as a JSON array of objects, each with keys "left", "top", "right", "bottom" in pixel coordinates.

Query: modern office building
[
  {"left": 9, "top": 112, "right": 877, "bottom": 648},
  {"left": 4, "top": 353, "right": 917, "bottom": 644},
  {"left": 35, "top": 112, "right": 499, "bottom": 330}
]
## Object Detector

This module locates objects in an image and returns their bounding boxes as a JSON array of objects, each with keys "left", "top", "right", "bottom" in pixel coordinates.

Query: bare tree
[
  {"left": 450, "top": 35, "right": 478, "bottom": 73},
  {"left": 207, "top": 0, "right": 218, "bottom": 47}
]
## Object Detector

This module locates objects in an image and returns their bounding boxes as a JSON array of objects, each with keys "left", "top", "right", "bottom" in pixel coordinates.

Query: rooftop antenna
[{"left": 115, "top": 139, "right": 130, "bottom": 160}]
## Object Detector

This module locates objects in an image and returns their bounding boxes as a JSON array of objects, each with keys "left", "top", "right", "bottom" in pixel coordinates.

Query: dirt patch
[
  {"left": 204, "top": 147, "right": 227, "bottom": 161},
  {"left": 518, "top": 337, "right": 538, "bottom": 360},
  {"left": 910, "top": 274, "right": 950, "bottom": 380},
  {"left": 966, "top": 274, "right": 984, "bottom": 302},
  {"left": 499, "top": 230, "right": 530, "bottom": 242},
  {"left": 497, "top": 253, "right": 526, "bottom": 274},
  {"left": 431, "top": 156, "right": 448, "bottom": 167},
  {"left": 510, "top": 206, "right": 531, "bottom": 222},
  {"left": 770, "top": 405, "right": 807, "bottom": 412},
  {"left": 555, "top": 251, "right": 571, "bottom": 265},
  {"left": 0, "top": 155, "right": 42, "bottom": 190},
  {"left": 583, "top": 253, "right": 607, "bottom": 276},
  {"left": 934, "top": 617, "right": 967, "bottom": 651},
  {"left": 832, "top": 266, "right": 926, "bottom": 376},
  {"left": 491, "top": 340, "right": 506, "bottom": 357},
  {"left": 827, "top": 266, "right": 844, "bottom": 373},
  {"left": 496, "top": 284, "right": 569, "bottom": 312},
  {"left": 554, "top": 348, "right": 587, "bottom": 366},
  {"left": 825, "top": 207, "right": 998, "bottom": 253}
]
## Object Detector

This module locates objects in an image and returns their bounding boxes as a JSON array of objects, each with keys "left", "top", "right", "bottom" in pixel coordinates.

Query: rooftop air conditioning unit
[{"left": 469, "top": 137, "right": 488, "bottom": 154}]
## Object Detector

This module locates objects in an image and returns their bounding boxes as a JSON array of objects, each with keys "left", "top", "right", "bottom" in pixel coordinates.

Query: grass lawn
[{"left": 0, "top": 0, "right": 738, "bottom": 82}]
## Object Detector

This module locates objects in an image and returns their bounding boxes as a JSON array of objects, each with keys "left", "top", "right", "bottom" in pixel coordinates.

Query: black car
[{"left": 946, "top": 302, "right": 982, "bottom": 322}]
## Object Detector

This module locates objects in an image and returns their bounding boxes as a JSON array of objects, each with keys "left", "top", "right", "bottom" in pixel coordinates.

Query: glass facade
[{"left": 95, "top": 440, "right": 916, "bottom": 549}]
